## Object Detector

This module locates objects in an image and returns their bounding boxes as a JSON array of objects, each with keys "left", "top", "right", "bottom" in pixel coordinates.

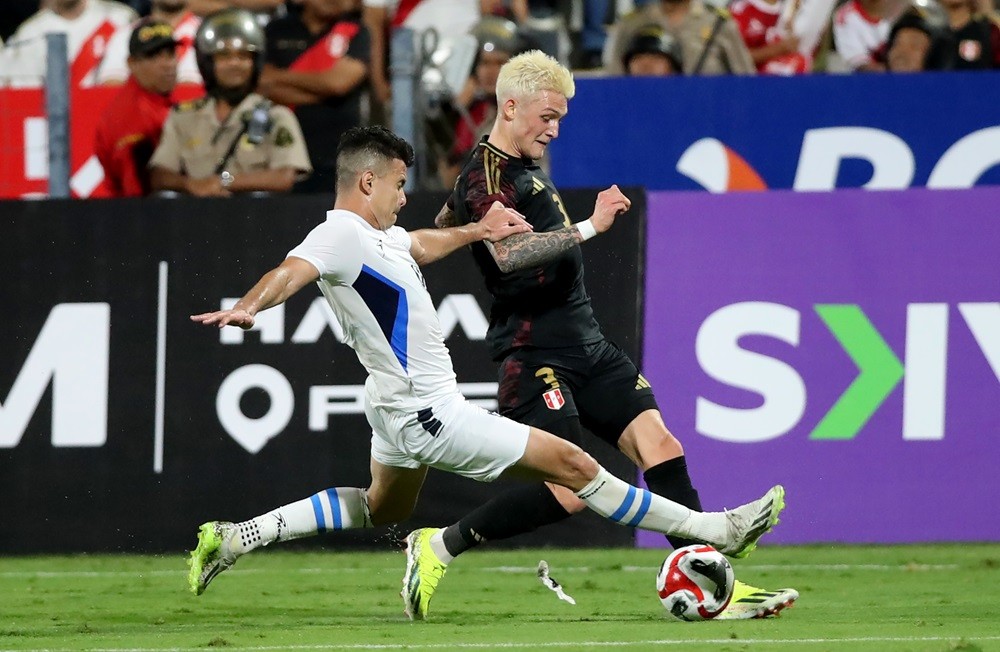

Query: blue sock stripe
[
  {"left": 326, "top": 488, "right": 342, "bottom": 530},
  {"left": 624, "top": 489, "right": 652, "bottom": 528},
  {"left": 609, "top": 485, "right": 637, "bottom": 523},
  {"left": 310, "top": 493, "right": 327, "bottom": 533}
]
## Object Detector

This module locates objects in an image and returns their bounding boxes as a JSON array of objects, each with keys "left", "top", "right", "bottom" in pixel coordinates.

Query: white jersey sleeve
[
  {"left": 386, "top": 225, "right": 412, "bottom": 251},
  {"left": 286, "top": 218, "right": 365, "bottom": 284}
]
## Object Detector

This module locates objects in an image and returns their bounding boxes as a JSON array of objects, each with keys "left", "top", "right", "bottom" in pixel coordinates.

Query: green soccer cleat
[
  {"left": 717, "top": 580, "right": 799, "bottom": 620},
  {"left": 716, "top": 485, "right": 785, "bottom": 559},
  {"left": 187, "top": 521, "right": 237, "bottom": 596},
  {"left": 401, "top": 528, "right": 449, "bottom": 620}
]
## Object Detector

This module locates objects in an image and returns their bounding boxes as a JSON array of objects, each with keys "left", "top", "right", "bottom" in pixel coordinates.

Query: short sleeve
[
  {"left": 286, "top": 219, "right": 364, "bottom": 284},
  {"left": 149, "top": 112, "right": 184, "bottom": 172},
  {"left": 386, "top": 226, "right": 412, "bottom": 250}
]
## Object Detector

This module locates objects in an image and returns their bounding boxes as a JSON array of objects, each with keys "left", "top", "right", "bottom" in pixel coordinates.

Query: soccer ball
[{"left": 656, "top": 544, "right": 735, "bottom": 621}]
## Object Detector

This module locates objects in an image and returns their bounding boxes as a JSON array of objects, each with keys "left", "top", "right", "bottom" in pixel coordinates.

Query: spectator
[
  {"left": 883, "top": 7, "right": 952, "bottom": 70},
  {"left": 1, "top": 0, "right": 137, "bottom": 88},
  {"left": 833, "top": 0, "right": 891, "bottom": 71},
  {"left": 940, "top": 0, "right": 1000, "bottom": 68},
  {"left": 604, "top": 0, "right": 756, "bottom": 75},
  {"left": 95, "top": 18, "right": 178, "bottom": 196},
  {"left": 150, "top": 8, "right": 311, "bottom": 196},
  {"left": 261, "top": 0, "right": 369, "bottom": 193},
  {"left": 98, "top": 0, "right": 202, "bottom": 87},
  {"left": 438, "top": 15, "right": 518, "bottom": 188},
  {"left": 730, "top": 0, "right": 811, "bottom": 73},
  {"left": 362, "top": 0, "right": 482, "bottom": 106},
  {"left": 621, "top": 23, "right": 683, "bottom": 74}
]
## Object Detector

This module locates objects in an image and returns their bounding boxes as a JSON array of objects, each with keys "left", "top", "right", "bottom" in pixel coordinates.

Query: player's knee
[{"left": 557, "top": 441, "right": 599, "bottom": 483}]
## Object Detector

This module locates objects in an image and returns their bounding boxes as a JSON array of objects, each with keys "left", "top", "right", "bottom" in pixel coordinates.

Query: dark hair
[
  {"left": 335, "top": 126, "right": 415, "bottom": 190},
  {"left": 337, "top": 126, "right": 415, "bottom": 168},
  {"left": 887, "top": 7, "right": 954, "bottom": 71}
]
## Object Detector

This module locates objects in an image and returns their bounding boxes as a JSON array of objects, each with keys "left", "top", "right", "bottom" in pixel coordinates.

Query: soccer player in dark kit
[{"left": 402, "top": 49, "right": 798, "bottom": 621}]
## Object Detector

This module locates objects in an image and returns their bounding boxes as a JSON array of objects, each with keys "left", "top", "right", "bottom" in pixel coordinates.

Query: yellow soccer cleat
[
  {"left": 717, "top": 580, "right": 798, "bottom": 620},
  {"left": 187, "top": 521, "right": 237, "bottom": 595},
  {"left": 401, "top": 528, "right": 449, "bottom": 620}
]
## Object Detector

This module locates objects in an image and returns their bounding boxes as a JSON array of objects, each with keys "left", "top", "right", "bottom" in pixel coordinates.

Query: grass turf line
[{"left": 1, "top": 544, "right": 999, "bottom": 652}]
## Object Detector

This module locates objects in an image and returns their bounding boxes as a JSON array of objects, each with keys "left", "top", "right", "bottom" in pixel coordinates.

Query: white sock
[
  {"left": 429, "top": 530, "right": 454, "bottom": 564},
  {"left": 574, "top": 467, "right": 728, "bottom": 543},
  {"left": 230, "top": 487, "right": 372, "bottom": 556}
]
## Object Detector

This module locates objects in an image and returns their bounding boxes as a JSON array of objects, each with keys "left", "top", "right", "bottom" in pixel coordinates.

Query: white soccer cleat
[{"left": 714, "top": 485, "right": 785, "bottom": 559}]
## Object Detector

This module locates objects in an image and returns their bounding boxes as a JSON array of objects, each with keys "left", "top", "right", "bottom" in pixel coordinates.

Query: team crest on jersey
[{"left": 542, "top": 388, "right": 565, "bottom": 410}]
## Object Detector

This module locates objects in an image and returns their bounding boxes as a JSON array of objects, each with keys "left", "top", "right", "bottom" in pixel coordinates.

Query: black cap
[
  {"left": 623, "top": 24, "right": 683, "bottom": 71},
  {"left": 129, "top": 19, "right": 177, "bottom": 57}
]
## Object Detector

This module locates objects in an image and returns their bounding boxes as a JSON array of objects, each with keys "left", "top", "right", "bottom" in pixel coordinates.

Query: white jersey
[
  {"left": 1, "top": 0, "right": 137, "bottom": 88},
  {"left": 832, "top": 0, "right": 889, "bottom": 70},
  {"left": 288, "top": 210, "right": 459, "bottom": 412},
  {"left": 361, "top": 0, "right": 479, "bottom": 34},
  {"left": 97, "top": 11, "right": 202, "bottom": 85}
]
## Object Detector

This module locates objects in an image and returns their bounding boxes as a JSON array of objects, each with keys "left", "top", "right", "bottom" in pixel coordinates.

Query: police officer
[
  {"left": 605, "top": 0, "right": 755, "bottom": 76},
  {"left": 150, "top": 8, "right": 311, "bottom": 196},
  {"left": 622, "top": 23, "right": 684, "bottom": 75}
]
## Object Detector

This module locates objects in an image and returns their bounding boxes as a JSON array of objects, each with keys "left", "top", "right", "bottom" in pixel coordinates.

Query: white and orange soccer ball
[{"left": 656, "top": 544, "right": 735, "bottom": 621}]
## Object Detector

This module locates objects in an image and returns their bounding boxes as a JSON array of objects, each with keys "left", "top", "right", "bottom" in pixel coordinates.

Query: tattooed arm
[
  {"left": 434, "top": 203, "right": 461, "bottom": 228},
  {"left": 486, "top": 227, "right": 587, "bottom": 273},
  {"left": 481, "top": 184, "right": 632, "bottom": 273}
]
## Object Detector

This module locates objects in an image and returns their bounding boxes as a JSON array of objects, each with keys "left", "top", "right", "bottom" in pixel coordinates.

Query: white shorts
[{"left": 366, "top": 392, "right": 530, "bottom": 482}]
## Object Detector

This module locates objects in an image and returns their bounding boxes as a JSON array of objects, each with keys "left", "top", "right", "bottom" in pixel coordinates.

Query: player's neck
[
  {"left": 486, "top": 124, "right": 518, "bottom": 158},
  {"left": 335, "top": 196, "right": 386, "bottom": 231}
]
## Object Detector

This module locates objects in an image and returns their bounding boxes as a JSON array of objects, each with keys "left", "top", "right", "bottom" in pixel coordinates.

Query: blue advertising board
[{"left": 549, "top": 73, "right": 1000, "bottom": 192}]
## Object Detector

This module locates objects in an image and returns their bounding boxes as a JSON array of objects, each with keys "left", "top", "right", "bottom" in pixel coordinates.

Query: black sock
[
  {"left": 442, "top": 484, "right": 572, "bottom": 558},
  {"left": 643, "top": 456, "right": 703, "bottom": 549}
]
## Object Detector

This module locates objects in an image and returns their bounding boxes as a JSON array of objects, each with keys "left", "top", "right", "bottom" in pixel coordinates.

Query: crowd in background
[{"left": 1, "top": 0, "right": 998, "bottom": 197}]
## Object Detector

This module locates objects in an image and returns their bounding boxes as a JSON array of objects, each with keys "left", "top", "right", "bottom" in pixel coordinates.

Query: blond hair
[{"left": 495, "top": 50, "right": 575, "bottom": 104}]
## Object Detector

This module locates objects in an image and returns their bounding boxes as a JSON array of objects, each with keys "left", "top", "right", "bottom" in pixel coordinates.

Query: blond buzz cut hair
[{"left": 495, "top": 50, "right": 575, "bottom": 104}]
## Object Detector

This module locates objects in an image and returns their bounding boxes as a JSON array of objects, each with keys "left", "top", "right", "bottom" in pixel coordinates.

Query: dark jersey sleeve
[{"left": 463, "top": 152, "right": 521, "bottom": 221}]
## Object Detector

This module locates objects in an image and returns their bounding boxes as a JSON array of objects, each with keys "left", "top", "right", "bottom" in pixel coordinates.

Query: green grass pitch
[{"left": 2, "top": 543, "right": 999, "bottom": 651}]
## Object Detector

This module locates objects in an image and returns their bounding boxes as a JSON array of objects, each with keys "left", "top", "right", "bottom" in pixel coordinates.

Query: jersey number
[
  {"left": 535, "top": 366, "right": 560, "bottom": 389},
  {"left": 552, "top": 193, "right": 571, "bottom": 228}
]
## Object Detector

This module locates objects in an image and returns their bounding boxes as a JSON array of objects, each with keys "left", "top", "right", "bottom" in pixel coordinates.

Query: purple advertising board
[{"left": 637, "top": 187, "right": 1000, "bottom": 546}]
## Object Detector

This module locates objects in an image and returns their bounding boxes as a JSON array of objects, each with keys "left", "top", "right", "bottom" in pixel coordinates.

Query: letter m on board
[{"left": 1, "top": 304, "right": 110, "bottom": 447}]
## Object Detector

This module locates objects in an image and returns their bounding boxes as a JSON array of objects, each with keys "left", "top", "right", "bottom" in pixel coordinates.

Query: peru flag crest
[{"left": 542, "top": 389, "right": 565, "bottom": 410}]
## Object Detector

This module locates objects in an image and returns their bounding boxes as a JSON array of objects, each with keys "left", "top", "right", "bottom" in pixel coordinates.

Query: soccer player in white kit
[{"left": 187, "top": 126, "right": 786, "bottom": 617}]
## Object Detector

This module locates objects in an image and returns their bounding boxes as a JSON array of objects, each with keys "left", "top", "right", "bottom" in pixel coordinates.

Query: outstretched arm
[
  {"left": 411, "top": 202, "right": 532, "bottom": 266},
  {"left": 190, "top": 257, "right": 319, "bottom": 329},
  {"left": 486, "top": 185, "right": 632, "bottom": 273}
]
